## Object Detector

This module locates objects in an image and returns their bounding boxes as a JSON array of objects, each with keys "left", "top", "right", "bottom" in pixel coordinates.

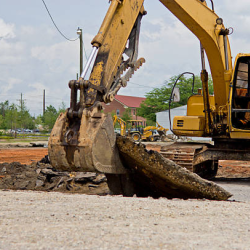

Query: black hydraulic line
[
  {"left": 168, "top": 72, "right": 195, "bottom": 133},
  {"left": 199, "top": 0, "right": 214, "bottom": 11},
  {"left": 210, "top": 0, "right": 214, "bottom": 11}
]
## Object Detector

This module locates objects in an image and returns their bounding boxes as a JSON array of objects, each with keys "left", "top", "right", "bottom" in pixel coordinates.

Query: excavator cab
[{"left": 231, "top": 55, "right": 250, "bottom": 130}]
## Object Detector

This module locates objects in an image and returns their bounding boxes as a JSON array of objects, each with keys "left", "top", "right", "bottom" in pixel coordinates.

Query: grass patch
[{"left": 0, "top": 135, "right": 49, "bottom": 143}]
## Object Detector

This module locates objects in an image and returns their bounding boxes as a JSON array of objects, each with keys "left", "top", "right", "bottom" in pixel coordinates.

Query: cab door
[{"left": 230, "top": 55, "right": 250, "bottom": 139}]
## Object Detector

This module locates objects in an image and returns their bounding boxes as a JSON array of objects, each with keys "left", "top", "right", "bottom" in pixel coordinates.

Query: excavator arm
[
  {"left": 70, "top": 0, "right": 146, "bottom": 116},
  {"left": 49, "top": 0, "right": 146, "bottom": 175},
  {"left": 49, "top": 0, "right": 232, "bottom": 174}
]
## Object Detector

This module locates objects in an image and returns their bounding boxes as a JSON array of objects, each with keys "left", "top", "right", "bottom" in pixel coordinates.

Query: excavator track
[
  {"left": 156, "top": 142, "right": 219, "bottom": 179},
  {"left": 159, "top": 143, "right": 195, "bottom": 171},
  {"left": 158, "top": 142, "right": 208, "bottom": 171},
  {"left": 144, "top": 141, "right": 219, "bottom": 178}
]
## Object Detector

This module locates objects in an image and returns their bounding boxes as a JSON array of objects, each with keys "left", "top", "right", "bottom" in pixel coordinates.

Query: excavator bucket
[{"left": 48, "top": 107, "right": 127, "bottom": 174}]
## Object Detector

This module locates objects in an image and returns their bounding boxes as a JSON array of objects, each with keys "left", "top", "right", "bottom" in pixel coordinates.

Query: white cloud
[
  {"left": 0, "top": 40, "right": 25, "bottom": 64},
  {"left": 130, "top": 17, "right": 201, "bottom": 94},
  {"left": 0, "top": 19, "right": 15, "bottom": 39},
  {"left": 0, "top": 77, "right": 22, "bottom": 94},
  {"left": 27, "top": 82, "right": 46, "bottom": 92},
  {"left": 221, "top": 0, "right": 250, "bottom": 15}
]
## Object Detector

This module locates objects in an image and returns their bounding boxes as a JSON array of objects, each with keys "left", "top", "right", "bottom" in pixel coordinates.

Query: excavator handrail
[{"left": 168, "top": 72, "right": 195, "bottom": 133}]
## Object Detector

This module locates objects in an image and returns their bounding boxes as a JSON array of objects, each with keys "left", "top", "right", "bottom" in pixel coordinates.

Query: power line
[
  {"left": 82, "top": 39, "right": 88, "bottom": 61},
  {"left": 41, "top": 0, "right": 78, "bottom": 42},
  {"left": 129, "top": 81, "right": 155, "bottom": 88}
]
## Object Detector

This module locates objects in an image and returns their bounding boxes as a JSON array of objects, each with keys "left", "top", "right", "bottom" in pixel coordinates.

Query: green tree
[
  {"left": 17, "top": 100, "right": 35, "bottom": 129},
  {"left": 18, "top": 110, "right": 35, "bottom": 129},
  {"left": 121, "top": 108, "right": 132, "bottom": 122},
  {"left": 4, "top": 104, "right": 18, "bottom": 130},
  {"left": 0, "top": 114, "right": 3, "bottom": 128},
  {"left": 0, "top": 101, "right": 9, "bottom": 128},
  {"left": 0, "top": 100, "right": 9, "bottom": 117},
  {"left": 43, "top": 105, "right": 58, "bottom": 130},
  {"left": 58, "top": 102, "right": 67, "bottom": 114},
  {"left": 137, "top": 75, "right": 213, "bottom": 122},
  {"left": 34, "top": 115, "right": 44, "bottom": 128}
]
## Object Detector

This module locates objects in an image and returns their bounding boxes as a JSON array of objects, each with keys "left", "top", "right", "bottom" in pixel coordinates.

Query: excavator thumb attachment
[{"left": 48, "top": 107, "right": 127, "bottom": 174}]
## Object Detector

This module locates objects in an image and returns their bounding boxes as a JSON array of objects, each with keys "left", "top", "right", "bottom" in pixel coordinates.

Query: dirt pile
[{"left": 0, "top": 161, "right": 109, "bottom": 195}]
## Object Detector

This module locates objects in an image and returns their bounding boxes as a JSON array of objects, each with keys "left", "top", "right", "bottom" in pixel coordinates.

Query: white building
[{"left": 156, "top": 105, "right": 187, "bottom": 134}]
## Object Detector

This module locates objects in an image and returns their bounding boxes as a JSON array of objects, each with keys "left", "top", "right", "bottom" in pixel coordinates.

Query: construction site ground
[
  {"left": 1, "top": 141, "right": 250, "bottom": 178},
  {"left": 1, "top": 141, "right": 250, "bottom": 249}
]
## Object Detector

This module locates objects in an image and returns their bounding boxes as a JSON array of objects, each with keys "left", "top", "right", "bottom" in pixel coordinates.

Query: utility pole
[
  {"left": 77, "top": 27, "right": 83, "bottom": 76},
  {"left": 43, "top": 89, "right": 45, "bottom": 116},
  {"left": 20, "top": 93, "right": 23, "bottom": 112},
  {"left": 18, "top": 93, "right": 24, "bottom": 132}
]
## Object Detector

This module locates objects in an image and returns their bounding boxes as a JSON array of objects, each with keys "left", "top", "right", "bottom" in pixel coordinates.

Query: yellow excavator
[{"left": 48, "top": 0, "right": 250, "bottom": 195}]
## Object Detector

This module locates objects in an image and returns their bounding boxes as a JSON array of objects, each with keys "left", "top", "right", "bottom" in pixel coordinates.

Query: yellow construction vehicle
[
  {"left": 143, "top": 122, "right": 169, "bottom": 142},
  {"left": 127, "top": 120, "right": 169, "bottom": 142},
  {"left": 113, "top": 115, "right": 168, "bottom": 142},
  {"left": 128, "top": 119, "right": 148, "bottom": 142},
  {"left": 112, "top": 115, "right": 126, "bottom": 136},
  {"left": 48, "top": 0, "right": 250, "bottom": 195}
]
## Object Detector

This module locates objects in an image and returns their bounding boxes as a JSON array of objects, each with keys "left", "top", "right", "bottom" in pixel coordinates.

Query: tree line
[
  {"left": 0, "top": 100, "right": 66, "bottom": 131},
  {"left": 0, "top": 75, "right": 214, "bottom": 130}
]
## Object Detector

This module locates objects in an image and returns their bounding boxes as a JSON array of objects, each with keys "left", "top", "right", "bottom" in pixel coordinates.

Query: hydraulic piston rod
[{"left": 80, "top": 47, "right": 98, "bottom": 79}]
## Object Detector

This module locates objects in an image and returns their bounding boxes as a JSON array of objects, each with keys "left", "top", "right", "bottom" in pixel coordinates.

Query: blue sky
[{"left": 1, "top": 0, "right": 250, "bottom": 115}]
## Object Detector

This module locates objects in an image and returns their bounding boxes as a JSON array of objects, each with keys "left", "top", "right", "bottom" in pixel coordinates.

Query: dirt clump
[{"left": 0, "top": 161, "right": 109, "bottom": 195}]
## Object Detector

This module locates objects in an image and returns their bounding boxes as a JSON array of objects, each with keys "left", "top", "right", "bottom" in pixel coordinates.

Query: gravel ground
[
  {"left": 1, "top": 190, "right": 250, "bottom": 250},
  {"left": 1, "top": 143, "right": 250, "bottom": 249}
]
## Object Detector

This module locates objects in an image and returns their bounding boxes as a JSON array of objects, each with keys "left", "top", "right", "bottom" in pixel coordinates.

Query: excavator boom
[{"left": 160, "top": 0, "right": 232, "bottom": 109}]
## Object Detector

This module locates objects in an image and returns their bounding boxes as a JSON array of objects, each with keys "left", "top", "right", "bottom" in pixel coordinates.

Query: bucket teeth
[{"left": 121, "top": 58, "right": 145, "bottom": 87}]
